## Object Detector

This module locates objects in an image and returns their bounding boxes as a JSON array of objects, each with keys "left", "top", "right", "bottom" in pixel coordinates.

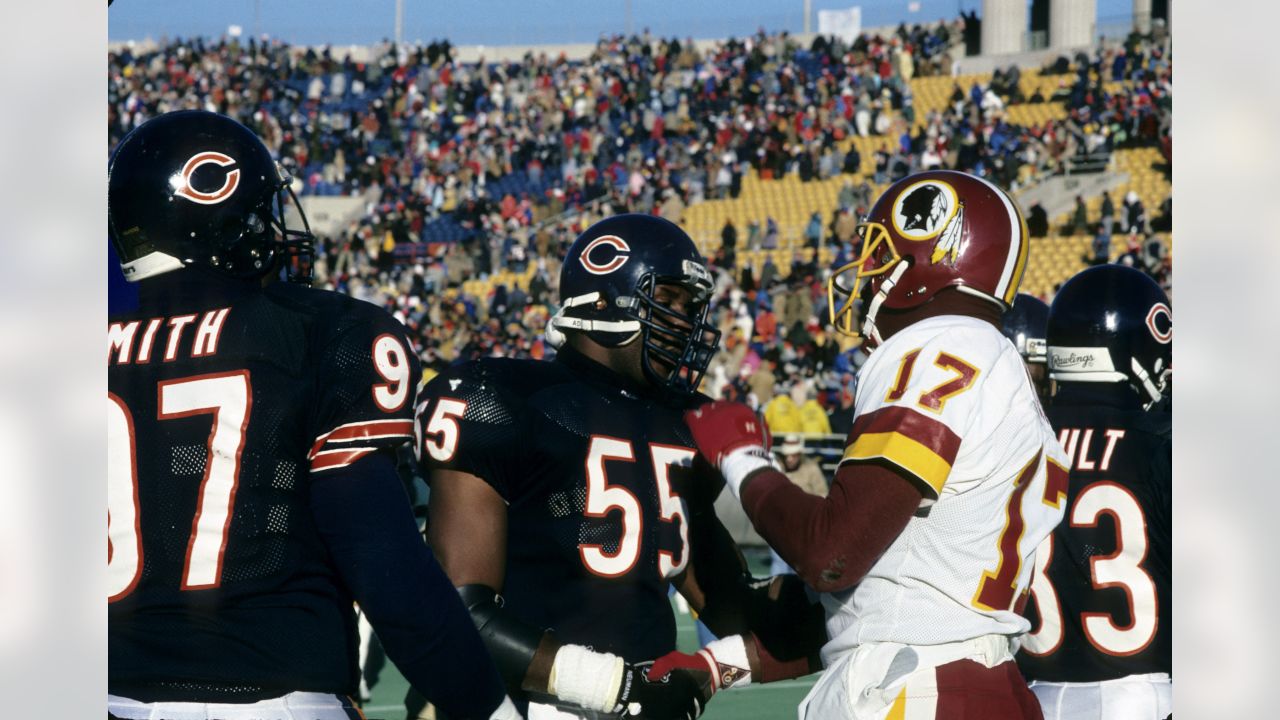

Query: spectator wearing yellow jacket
[
  {"left": 799, "top": 398, "right": 832, "bottom": 435},
  {"left": 764, "top": 395, "right": 804, "bottom": 435}
]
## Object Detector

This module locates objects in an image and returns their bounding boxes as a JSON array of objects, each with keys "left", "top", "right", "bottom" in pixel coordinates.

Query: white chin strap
[
  {"left": 1130, "top": 357, "right": 1164, "bottom": 405},
  {"left": 544, "top": 317, "right": 568, "bottom": 349},
  {"left": 545, "top": 292, "right": 641, "bottom": 349},
  {"left": 120, "top": 250, "right": 186, "bottom": 282},
  {"left": 861, "top": 261, "right": 911, "bottom": 346}
]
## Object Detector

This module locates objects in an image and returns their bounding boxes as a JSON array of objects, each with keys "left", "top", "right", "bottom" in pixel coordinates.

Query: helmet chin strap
[
  {"left": 1130, "top": 357, "right": 1164, "bottom": 407},
  {"left": 546, "top": 294, "right": 642, "bottom": 349},
  {"left": 544, "top": 313, "right": 568, "bottom": 349},
  {"left": 861, "top": 261, "right": 911, "bottom": 347}
]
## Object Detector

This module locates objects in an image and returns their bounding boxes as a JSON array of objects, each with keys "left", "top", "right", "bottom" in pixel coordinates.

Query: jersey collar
[
  {"left": 1052, "top": 382, "right": 1146, "bottom": 410},
  {"left": 554, "top": 344, "right": 667, "bottom": 404}
]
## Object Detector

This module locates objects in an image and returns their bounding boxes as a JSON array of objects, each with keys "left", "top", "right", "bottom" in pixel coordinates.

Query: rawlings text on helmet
[
  {"left": 1046, "top": 264, "right": 1172, "bottom": 405},
  {"left": 173, "top": 151, "right": 241, "bottom": 205}
]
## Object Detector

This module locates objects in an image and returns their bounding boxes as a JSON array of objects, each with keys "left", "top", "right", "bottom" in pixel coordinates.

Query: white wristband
[
  {"left": 488, "top": 695, "right": 524, "bottom": 720},
  {"left": 699, "top": 635, "right": 753, "bottom": 691},
  {"left": 720, "top": 446, "right": 780, "bottom": 500},
  {"left": 549, "top": 644, "right": 626, "bottom": 713}
]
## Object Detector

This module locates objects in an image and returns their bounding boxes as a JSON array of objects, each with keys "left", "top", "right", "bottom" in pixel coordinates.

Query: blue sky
[{"left": 109, "top": 0, "right": 1136, "bottom": 47}]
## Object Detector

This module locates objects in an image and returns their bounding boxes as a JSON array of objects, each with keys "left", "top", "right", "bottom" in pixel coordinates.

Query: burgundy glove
[
  {"left": 645, "top": 635, "right": 753, "bottom": 708},
  {"left": 683, "top": 402, "right": 778, "bottom": 499},
  {"left": 683, "top": 401, "right": 772, "bottom": 464}
]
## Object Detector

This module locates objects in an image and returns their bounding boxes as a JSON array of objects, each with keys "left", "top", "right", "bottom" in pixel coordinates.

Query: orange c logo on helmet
[
  {"left": 579, "top": 235, "right": 631, "bottom": 275},
  {"left": 1146, "top": 303, "right": 1172, "bottom": 344},
  {"left": 174, "top": 151, "right": 241, "bottom": 205}
]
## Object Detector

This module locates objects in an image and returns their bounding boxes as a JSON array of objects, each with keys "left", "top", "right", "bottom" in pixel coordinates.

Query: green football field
[{"left": 358, "top": 551, "right": 817, "bottom": 719}]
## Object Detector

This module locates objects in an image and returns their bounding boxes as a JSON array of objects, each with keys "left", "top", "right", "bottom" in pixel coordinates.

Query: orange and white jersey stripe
[
  {"left": 822, "top": 315, "right": 1066, "bottom": 664},
  {"left": 308, "top": 419, "right": 415, "bottom": 473}
]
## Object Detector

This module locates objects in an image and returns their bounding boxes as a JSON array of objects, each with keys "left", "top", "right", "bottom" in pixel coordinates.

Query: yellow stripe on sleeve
[{"left": 843, "top": 431, "right": 953, "bottom": 495}]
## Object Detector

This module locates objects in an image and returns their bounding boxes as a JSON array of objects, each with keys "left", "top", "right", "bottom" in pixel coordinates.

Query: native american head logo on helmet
[{"left": 897, "top": 183, "right": 948, "bottom": 234}]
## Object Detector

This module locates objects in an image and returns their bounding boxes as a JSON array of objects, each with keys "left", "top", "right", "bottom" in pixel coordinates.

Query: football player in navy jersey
[
  {"left": 1001, "top": 293, "right": 1051, "bottom": 404},
  {"left": 107, "top": 111, "right": 518, "bottom": 720},
  {"left": 415, "top": 214, "right": 826, "bottom": 719},
  {"left": 1017, "top": 265, "right": 1172, "bottom": 719}
]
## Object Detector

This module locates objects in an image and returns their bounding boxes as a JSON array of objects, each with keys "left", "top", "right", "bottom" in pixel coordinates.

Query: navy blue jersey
[
  {"left": 108, "top": 275, "right": 420, "bottom": 702},
  {"left": 417, "top": 346, "right": 716, "bottom": 663},
  {"left": 1017, "top": 384, "right": 1171, "bottom": 682}
]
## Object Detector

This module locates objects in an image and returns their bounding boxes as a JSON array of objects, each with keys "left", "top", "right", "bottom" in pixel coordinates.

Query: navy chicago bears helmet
[
  {"left": 1002, "top": 293, "right": 1050, "bottom": 364},
  {"left": 108, "top": 110, "right": 315, "bottom": 283},
  {"left": 549, "top": 214, "right": 721, "bottom": 397},
  {"left": 1047, "top": 265, "right": 1172, "bottom": 405}
]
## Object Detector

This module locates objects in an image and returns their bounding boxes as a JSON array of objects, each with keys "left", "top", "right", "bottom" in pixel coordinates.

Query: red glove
[
  {"left": 646, "top": 649, "right": 714, "bottom": 686},
  {"left": 683, "top": 401, "right": 771, "bottom": 466},
  {"left": 684, "top": 402, "right": 778, "bottom": 499},
  {"left": 646, "top": 635, "right": 753, "bottom": 699}
]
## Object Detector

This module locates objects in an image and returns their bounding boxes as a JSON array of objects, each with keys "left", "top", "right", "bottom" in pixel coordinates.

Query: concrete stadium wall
[
  {"left": 294, "top": 193, "right": 372, "bottom": 237},
  {"left": 953, "top": 44, "right": 1098, "bottom": 74}
]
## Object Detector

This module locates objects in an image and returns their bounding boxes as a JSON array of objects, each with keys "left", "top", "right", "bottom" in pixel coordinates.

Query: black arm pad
[{"left": 457, "top": 584, "right": 548, "bottom": 692}]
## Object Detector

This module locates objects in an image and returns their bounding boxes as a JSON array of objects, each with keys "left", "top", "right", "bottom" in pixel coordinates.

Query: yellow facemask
[{"left": 827, "top": 220, "right": 906, "bottom": 339}]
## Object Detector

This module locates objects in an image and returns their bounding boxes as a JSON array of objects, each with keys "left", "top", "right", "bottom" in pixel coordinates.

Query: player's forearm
[
  {"left": 455, "top": 582, "right": 556, "bottom": 695},
  {"left": 739, "top": 463, "right": 920, "bottom": 593},
  {"left": 371, "top": 572, "right": 508, "bottom": 720},
  {"left": 310, "top": 453, "right": 507, "bottom": 719},
  {"left": 684, "top": 401, "right": 910, "bottom": 593},
  {"left": 746, "top": 632, "right": 822, "bottom": 683},
  {"left": 693, "top": 570, "right": 826, "bottom": 668},
  {"left": 455, "top": 587, "right": 636, "bottom": 714}
]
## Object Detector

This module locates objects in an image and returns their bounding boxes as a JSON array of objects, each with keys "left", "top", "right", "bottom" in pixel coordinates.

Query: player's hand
[
  {"left": 620, "top": 660, "right": 708, "bottom": 719},
  {"left": 684, "top": 402, "right": 778, "bottom": 499},
  {"left": 644, "top": 636, "right": 754, "bottom": 715},
  {"left": 684, "top": 401, "right": 770, "bottom": 466}
]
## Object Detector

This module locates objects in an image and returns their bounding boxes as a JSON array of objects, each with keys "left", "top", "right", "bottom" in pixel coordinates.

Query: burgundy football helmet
[{"left": 828, "top": 170, "right": 1029, "bottom": 345}]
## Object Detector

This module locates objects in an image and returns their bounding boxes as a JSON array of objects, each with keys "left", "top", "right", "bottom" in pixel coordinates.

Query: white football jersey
[{"left": 820, "top": 315, "right": 1067, "bottom": 665}]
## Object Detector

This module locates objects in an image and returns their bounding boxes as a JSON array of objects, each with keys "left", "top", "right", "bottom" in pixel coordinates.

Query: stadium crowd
[{"left": 106, "top": 20, "right": 1171, "bottom": 432}]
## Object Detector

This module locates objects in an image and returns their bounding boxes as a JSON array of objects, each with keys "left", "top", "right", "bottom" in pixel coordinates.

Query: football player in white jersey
[{"left": 677, "top": 171, "right": 1066, "bottom": 719}]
